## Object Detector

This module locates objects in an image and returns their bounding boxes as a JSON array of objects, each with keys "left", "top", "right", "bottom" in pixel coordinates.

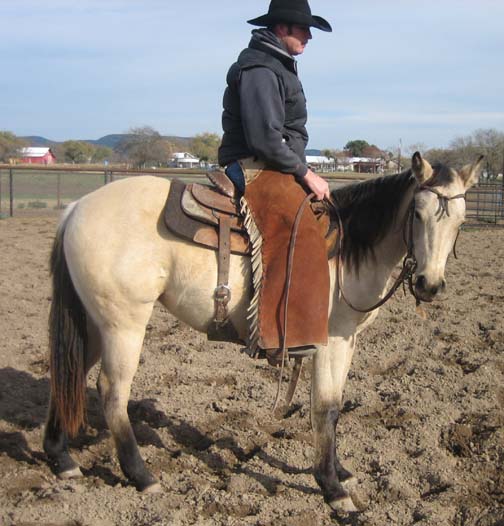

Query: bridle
[{"left": 331, "top": 184, "right": 467, "bottom": 313}]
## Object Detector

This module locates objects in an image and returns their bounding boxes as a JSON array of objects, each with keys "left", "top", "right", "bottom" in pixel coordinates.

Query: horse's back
[{"left": 74, "top": 175, "right": 171, "bottom": 226}]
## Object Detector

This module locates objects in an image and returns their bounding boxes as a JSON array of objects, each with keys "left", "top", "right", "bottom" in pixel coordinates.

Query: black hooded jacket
[{"left": 218, "top": 29, "right": 309, "bottom": 179}]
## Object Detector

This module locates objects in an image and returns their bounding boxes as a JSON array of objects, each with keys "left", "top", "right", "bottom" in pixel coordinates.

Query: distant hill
[
  {"left": 21, "top": 135, "right": 323, "bottom": 153},
  {"left": 306, "top": 149, "right": 322, "bottom": 156},
  {"left": 21, "top": 134, "right": 194, "bottom": 150},
  {"left": 83, "top": 134, "right": 130, "bottom": 149},
  {"left": 21, "top": 136, "right": 57, "bottom": 147}
]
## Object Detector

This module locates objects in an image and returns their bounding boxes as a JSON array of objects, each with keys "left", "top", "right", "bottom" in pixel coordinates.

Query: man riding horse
[{"left": 218, "top": 0, "right": 333, "bottom": 365}]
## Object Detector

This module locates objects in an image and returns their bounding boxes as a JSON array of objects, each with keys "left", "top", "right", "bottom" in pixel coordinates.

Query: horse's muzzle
[{"left": 414, "top": 275, "right": 447, "bottom": 302}]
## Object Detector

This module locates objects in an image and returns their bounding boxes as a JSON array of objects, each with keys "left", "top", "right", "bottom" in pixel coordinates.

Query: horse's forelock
[{"left": 425, "top": 162, "right": 457, "bottom": 187}]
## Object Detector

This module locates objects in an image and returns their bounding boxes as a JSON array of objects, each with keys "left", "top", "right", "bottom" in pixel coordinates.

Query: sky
[{"left": 1, "top": 0, "right": 504, "bottom": 152}]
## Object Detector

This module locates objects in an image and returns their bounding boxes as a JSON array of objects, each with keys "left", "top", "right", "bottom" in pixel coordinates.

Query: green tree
[
  {"left": 344, "top": 140, "right": 370, "bottom": 157},
  {"left": 117, "top": 126, "right": 171, "bottom": 168},
  {"left": 63, "top": 140, "right": 95, "bottom": 164},
  {"left": 190, "top": 132, "right": 221, "bottom": 163},
  {"left": 0, "top": 131, "right": 26, "bottom": 162},
  {"left": 91, "top": 145, "right": 114, "bottom": 163},
  {"left": 321, "top": 149, "right": 340, "bottom": 170}
]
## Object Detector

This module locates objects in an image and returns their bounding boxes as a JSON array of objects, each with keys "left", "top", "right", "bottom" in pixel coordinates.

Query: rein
[
  {"left": 329, "top": 185, "right": 466, "bottom": 313},
  {"left": 273, "top": 192, "right": 315, "bottom": 412}
]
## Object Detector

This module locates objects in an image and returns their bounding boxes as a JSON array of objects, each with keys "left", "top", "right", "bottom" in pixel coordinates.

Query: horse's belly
[{"left": 158, "top": 242, "right": 251, "bottom": 339}]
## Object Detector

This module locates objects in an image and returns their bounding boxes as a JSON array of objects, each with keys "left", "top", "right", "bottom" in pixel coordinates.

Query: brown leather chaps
[{"left": 242, "top": 169, "right": 329, "bottom": 351}]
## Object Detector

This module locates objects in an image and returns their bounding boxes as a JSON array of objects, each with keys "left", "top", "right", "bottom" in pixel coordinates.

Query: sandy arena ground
[{"left": 0, "top": 211, "right": 503, "bottom": 526}]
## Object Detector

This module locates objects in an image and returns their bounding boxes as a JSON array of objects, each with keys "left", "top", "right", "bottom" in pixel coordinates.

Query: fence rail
[
  {"left": 465, "top": 183, "right": 503, "bottom": 226},
  {"left": 1, "top": 165, "right": 502, "bottom": 226},
  {"left": 0, "top": 165, "right": 212, "bottom": 217}
]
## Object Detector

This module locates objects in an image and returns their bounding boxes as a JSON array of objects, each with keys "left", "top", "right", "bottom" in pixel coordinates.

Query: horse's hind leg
[
  {"left": 97, "top": 324, "right": 159, "bottom": 492},
  {"left": 44, "top": 318, "right": 102, "bottom": 478},
  {"left": 311, "top": 337, "right": 358, "bottom": 512}
]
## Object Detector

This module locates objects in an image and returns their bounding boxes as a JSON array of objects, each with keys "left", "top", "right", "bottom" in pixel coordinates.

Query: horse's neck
[
  {"left": 351, "top": 185, "right": 415, "bottom": 303},
  {"left": 374, "top": 185, "right": 415, "bottom": 277}
]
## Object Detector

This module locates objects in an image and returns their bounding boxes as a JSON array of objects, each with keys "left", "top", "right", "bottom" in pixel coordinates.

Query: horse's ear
[
  {"left": 459, "top": 155, "right": 484, "bottom": 189},
  {"left": 411, "top": 152, "right": 433, "bottom": 184}
]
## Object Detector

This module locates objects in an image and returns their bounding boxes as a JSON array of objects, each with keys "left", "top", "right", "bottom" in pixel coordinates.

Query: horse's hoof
[
  {"left": 340, "top": 475, "right": 357, "bottom": 489},
  {"left": 58, "top": 466, "right": 83, "bottom": 480},
  {"left": 329, "top": 495, "right": 358, "bottom": 513},
  {"left": 141, "top": 481, "right": 162, "bottom": 494}
]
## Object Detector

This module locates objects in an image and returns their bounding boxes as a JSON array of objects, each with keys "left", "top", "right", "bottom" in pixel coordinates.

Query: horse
[{"left": 43, "top": 152, "right": 483, "bottom": 512}]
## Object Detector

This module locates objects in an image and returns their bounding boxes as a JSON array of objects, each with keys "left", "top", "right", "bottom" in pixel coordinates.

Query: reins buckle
[{"left": 214, "top": 284, "right": 231, "bottom": 302}]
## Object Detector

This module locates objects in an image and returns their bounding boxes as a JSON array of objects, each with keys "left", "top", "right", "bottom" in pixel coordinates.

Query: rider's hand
[{"left": 303, "top": 169, "right": 330, "bottom": 201}]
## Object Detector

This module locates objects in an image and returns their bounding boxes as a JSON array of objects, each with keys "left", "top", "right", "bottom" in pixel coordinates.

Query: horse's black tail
[{"left": 48, "top": 208, "right": 88, "bottom": 437}]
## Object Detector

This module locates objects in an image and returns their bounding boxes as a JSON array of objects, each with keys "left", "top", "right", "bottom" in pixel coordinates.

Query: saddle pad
[{"left": 164, "top": 179, "right": 250, "bottom": 256}]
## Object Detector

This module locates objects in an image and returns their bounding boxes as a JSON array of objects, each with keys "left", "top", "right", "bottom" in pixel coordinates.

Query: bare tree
[{"left": 117, "top": 126, "right": 172, "bottom": 168}]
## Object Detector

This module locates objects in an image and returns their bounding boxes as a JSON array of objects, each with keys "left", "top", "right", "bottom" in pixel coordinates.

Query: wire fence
[
  {"left": 0, "top": 165, "right": 208, "bottom": 217},
  {"left": 1, "top": 165, "right": 502, "bottom": 226},
  {"left": 465, "top": 183, "right": 503, "bottom": 226}
]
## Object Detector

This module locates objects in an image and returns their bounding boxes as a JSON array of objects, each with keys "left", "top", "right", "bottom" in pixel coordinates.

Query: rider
[{"left": 218, "top": 0, "right": 332, "bottom": 364}]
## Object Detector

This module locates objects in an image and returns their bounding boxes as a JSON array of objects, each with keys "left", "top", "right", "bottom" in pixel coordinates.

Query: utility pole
[{"left": 398, "top": 139, "right": 402, "bottom": 172}]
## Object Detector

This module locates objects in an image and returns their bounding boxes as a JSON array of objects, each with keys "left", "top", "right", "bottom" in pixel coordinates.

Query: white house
[
  {"left": 170, "top": 152, "right": 200, "bottom": 168},
  {"left": 306, "top": 155, "right": 334, "bottom": 172}
]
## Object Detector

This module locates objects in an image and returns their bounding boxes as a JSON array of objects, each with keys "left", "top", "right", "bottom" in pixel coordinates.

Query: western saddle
[{"left": 164, "top": 171, "right": 250, "bottom": 343}]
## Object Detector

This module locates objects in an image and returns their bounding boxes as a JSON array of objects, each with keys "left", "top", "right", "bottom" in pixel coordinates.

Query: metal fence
[
  {"left": 0, "top": 164, "right": 373, "bottom": 217},
  {"left": 0, "top": 165, "right": 208, "bottom": 217},
  {"left": 465, "top": 182, "right": 503, "bottom": 226},
  {"left": 1, "top": 165, "right": 502, "bottom": 226}
]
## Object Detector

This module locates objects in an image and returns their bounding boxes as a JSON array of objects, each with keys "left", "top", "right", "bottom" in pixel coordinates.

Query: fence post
[
  {"left": 9, "top": 168, "right": 13, "bottom": 217},
  {"left": 0, "top": 169, "right": 2, "bottom": 216},
  {"left": 57, "top": 173, "right": 61, "bottom": 209}
]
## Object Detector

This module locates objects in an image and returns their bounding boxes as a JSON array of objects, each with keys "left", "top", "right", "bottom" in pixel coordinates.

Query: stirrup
[
  {"left": 286, "top": 345, "right": 318, "bottom": 358},
  {"left": 243, "top": 345, "right": 318, "bottom": 366}
]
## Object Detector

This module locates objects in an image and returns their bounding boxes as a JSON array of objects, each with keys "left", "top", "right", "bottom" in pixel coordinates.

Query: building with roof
[
  {"left": 306, "top": 155, "right": 334, "bottom": 172},
  {"left": 20, "top": 147, "right": 57, "bottom": 165},
  {"left": 169, "top": 152, "right": 201, "bottom": 169}
]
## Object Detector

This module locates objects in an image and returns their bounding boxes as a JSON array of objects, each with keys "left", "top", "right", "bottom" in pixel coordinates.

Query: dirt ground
[{"left": 0, "top": 211, "right": 503, "bottom": 526}]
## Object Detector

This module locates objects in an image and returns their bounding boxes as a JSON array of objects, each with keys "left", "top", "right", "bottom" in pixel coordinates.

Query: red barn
[{"left": 20, "top": 147, "right": 57, "bottom": 165}]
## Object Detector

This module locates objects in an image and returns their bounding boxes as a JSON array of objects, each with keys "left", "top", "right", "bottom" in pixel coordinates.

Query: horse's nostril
[
  {"left": 416, "top": 276, "right": 445, "bottom": 298},
  {"left": 416, "top": 275, "right": 426, "bottom": 290}
]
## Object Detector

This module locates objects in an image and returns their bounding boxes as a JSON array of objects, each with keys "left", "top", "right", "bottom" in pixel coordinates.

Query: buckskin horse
[{"left": 43, "top": 152, "right": 483, "bottom": 512}]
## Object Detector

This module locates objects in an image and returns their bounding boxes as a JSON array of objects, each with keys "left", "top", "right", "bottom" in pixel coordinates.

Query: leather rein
[{"left": 329, "top": 185, "right": 467, "bottom": 313}]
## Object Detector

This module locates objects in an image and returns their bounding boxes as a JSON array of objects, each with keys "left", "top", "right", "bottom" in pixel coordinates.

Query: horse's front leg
[{"left": 311, "top": 336, "right": 357, "bottom": 512}]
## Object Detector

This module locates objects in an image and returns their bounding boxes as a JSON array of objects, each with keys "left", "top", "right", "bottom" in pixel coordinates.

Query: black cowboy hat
[{"left": 247, "top": 0, "right": 332, "bottom": 33}]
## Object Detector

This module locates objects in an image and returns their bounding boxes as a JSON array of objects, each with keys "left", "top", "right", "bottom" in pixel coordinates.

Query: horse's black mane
[{"left": 330, "top": 170, "right": 416, "bottom": 272}]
